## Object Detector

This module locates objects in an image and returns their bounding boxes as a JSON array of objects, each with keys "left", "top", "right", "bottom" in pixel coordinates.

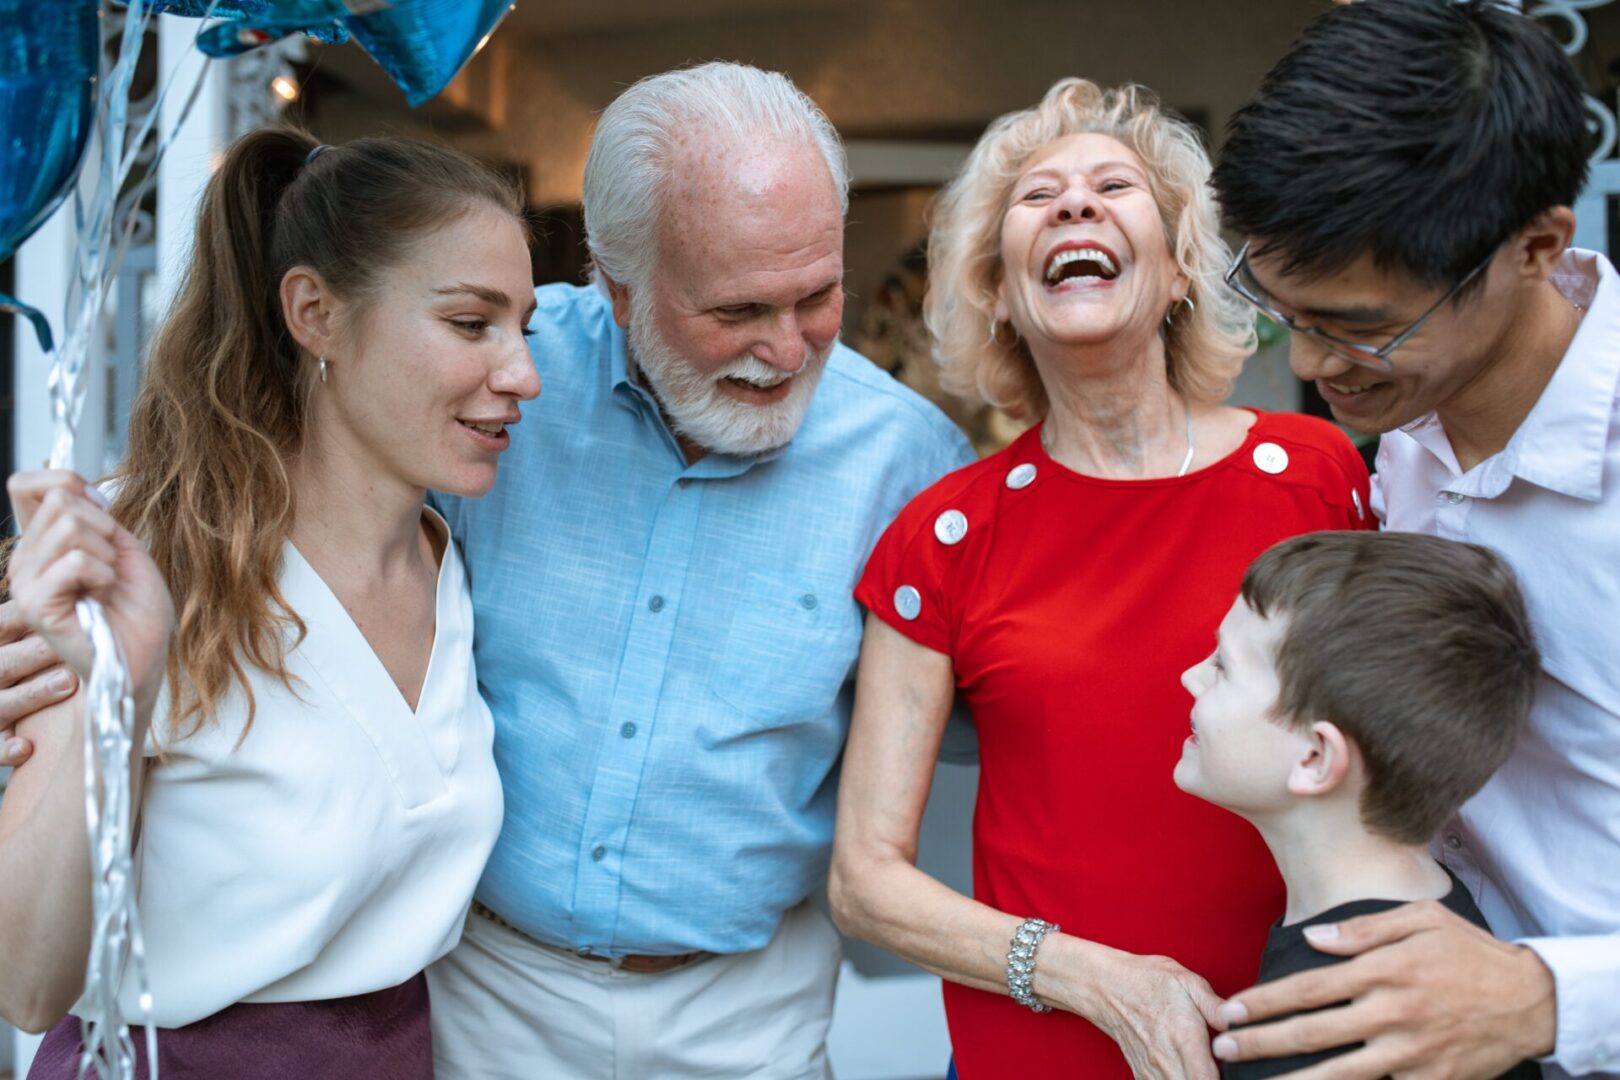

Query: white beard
[{"left": 627, "top": 292, "right": 829, "bottom": 457}]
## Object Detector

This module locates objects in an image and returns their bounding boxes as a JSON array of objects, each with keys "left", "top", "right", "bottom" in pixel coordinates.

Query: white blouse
[{"left": 95, "top": 514, "right": 503, "bottom": 1028}]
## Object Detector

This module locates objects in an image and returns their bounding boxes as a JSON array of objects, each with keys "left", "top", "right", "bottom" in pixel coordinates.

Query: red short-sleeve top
[{"left": 854, "top": 410, "right": 1373, "bottom": 1079}]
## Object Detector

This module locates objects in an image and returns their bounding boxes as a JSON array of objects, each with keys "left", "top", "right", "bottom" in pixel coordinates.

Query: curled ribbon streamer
[
  {"left": 48, "top": 11, "right": 155, "bottom": 1080},
  {"left": 49, "top": 16, "right": 159, "bottom": 1080},
  {"left": 51, "top": 2, "right": 218, "bottom": 1076},
  {"left": 66, "top": 599, "right": 152, "bottom": 1080}
]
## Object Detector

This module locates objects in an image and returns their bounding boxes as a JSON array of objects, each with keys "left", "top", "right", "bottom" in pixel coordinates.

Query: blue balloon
[
  {"left": 142, "top": 0, "right": 516, "bottom": 107},
  {"left": 0, "top": 0, "right": 100, "bottom": 350},
  {"left": 137, "top": 1, "right": 278, "bottom": 15},
  {"left": 348, "top": 0, "right": 516, "bottom": 108},
  {"left": 140, "top": 1, "right": 352, "bottom": 49}
]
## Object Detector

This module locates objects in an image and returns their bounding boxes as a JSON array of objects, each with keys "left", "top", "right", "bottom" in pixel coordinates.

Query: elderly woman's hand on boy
[
  {"left": 1037, "top": 934, "right": 1226, "bottom": 1080},
  {"left": 1211, "top": 899, "right": 1556, "bottom": 1079}
]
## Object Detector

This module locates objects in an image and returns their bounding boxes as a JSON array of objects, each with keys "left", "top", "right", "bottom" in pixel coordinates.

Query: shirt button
[
  {"left": 592, "top": 845, "right": 607, "bottom": 862},
  {"left": 1253, "top": 442, "right": 1289, "bottom": 474},
  {"left": 648, "top": 595, "right": 665, "bottom": 612},
  {"left": 894, "top": 585, "right": 922, "bottom": 621},
  {"left": 1440, "top": 491, "right": 1465, "bottom": 504},
  {"left": 800, "top": 593, "right": 818, "bottom": 610},
  {"left": 676, "top": 478, "right": 692, "bottom": 489},
  {"left": 1006, "top": 463, "right": 1037, "bottom": 490},
  {"left": 620, "top": 721, "right": 637, "bottom": 739},
  {"left": 934, "top": 509, "right": 969, "bottom": 545}
]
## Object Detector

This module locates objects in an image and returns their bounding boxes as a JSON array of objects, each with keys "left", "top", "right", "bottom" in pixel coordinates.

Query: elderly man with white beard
[{"left": 423, "top": 63, "right": 972, "bottom": 1078}]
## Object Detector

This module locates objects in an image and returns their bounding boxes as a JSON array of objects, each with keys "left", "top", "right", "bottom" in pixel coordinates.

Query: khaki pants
[{"left": 427, "top": 900, "right": 842, "bottom": 1079}]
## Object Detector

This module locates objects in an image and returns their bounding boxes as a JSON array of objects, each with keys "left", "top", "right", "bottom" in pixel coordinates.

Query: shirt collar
[
  {"left": 1504, "top": 248, "right": 1620, "bottom": 501},
  {"left": 1398, "top": 249, "right": 1620, "bottom": 501},
  {"left": 608, "top": 309, "right": 637, "bottom": 394}
]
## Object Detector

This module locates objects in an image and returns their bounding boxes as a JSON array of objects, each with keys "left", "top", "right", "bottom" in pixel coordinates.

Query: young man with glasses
[{"left": 1209, "top": 2, "right": 1618, "bottom": 1079}]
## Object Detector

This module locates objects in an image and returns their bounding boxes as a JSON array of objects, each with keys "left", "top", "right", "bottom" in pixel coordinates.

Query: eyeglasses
[{"left": 1223, "top": 241, "right": 1495, "bottom": 372}]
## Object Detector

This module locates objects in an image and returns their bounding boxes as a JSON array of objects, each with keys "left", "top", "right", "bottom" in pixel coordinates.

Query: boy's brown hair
[{"left": 1241, "top": 531, "right": 1539, "bottom": 844}]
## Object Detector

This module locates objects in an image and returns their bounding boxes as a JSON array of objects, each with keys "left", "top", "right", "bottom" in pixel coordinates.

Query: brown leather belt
[{"left": 471, "top": 901, "right": 709, "bottom": 975}]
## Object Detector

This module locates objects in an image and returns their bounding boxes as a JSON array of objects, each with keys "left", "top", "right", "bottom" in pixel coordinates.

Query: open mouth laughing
[{"left": 1044, "top": 242, "right": 1121, "bottom": 289}]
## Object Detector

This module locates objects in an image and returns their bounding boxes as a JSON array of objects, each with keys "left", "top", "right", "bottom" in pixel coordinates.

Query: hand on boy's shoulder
[
  {"left": 1214, "top": 896, "right": 1410, "bottom": 1080},
  {"left": 1212, "top": 892, "right": 1552, "bottom": 1080}
]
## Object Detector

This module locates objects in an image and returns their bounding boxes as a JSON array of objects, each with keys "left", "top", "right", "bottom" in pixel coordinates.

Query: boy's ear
[{"left": 1286, "top": 720, "right": 1353, "bottom": 798}]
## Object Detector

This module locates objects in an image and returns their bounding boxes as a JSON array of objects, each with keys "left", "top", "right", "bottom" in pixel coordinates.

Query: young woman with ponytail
[{"left": 0, "top": 127, "right": 539, "bottom": 1076}]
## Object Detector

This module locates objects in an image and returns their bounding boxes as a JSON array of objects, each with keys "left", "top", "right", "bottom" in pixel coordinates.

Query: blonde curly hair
[{"left": 925, "top": 78, "right": 1255, "bottom": 420}]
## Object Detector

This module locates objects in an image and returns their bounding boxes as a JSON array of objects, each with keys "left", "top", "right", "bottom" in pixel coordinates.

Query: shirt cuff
[{"left": 1521, "top": 933, "right": 1620, "bottom": 1075}]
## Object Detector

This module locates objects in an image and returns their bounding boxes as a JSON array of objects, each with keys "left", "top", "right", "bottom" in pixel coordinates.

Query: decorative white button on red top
[
  {"left": 1253, "top": 442, "right": 1289, "bottom": 475},
  {"left": 895, "top": 586, "right": 922, "bottom": 621},
  {"left": 934, "top": 509, "right": 968, "bottom": 545}
]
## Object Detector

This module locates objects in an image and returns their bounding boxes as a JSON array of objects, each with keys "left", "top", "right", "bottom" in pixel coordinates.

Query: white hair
[{"left": 582, "top": 61, "right": 850, "bottom": 292}]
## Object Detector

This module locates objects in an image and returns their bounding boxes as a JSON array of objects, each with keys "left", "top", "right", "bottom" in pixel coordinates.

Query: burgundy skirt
[{"left": 29, "top": 973, "right": 432, "bottom": 1080}]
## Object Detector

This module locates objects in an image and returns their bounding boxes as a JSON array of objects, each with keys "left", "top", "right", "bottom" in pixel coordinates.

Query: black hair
[{"left": 1213, "top": 0, "right": 1590, "bottom": 289}]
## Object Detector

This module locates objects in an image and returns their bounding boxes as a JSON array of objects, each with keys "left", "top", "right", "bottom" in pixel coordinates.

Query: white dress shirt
[
  {"left": 94, "top": 512, "right": 503, "bottom": 1028},
  {"left": 1374, "top": 248, "right": 1620, "bottom": 1078}
]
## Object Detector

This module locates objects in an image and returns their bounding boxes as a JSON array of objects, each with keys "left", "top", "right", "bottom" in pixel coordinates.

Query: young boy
[{"left": 1174, "top": 531, "right": 1542, "bottom": 1080}]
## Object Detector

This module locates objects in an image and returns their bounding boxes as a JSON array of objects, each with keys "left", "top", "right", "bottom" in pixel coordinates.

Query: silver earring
[
  {"left": 318, "top": 356, "right": 328, "bottom": 383},
  {"left": 1163, "top": 296, "right": 1196, "bottom": 328},
  {"left": 987, "top": 318, "right": 1019, "bottom": 348}
]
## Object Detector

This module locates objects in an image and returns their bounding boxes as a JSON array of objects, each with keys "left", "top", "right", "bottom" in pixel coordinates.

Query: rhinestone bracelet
[{"left": 1006, "top": 916, "right": 1059, "bottom": 1013}]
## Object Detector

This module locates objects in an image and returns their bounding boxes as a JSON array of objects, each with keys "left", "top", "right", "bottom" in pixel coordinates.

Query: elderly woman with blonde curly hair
[{"left": 830, "top": 78, "right": 1373, "bottom": 1080}]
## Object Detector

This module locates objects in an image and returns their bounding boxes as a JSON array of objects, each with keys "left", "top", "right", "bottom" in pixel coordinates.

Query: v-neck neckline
[{"left": 283, "top": 509, "right": 451, "bottom": 718}]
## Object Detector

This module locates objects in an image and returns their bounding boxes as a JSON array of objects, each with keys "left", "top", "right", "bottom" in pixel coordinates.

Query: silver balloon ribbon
[
  {"left": 50, "top": 2, "right": 217, "bottom": 1077},
  {"left": 63, "top": 600, "right": 154, "bottom": 1080},
  {"left": 48, "top": 16, "right": 158, "bottom": 1080}
]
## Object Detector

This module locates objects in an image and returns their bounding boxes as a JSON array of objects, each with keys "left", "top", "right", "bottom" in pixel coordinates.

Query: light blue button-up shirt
[{"left": 434, "top": 283, "right": 972, "bottom": 956}]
